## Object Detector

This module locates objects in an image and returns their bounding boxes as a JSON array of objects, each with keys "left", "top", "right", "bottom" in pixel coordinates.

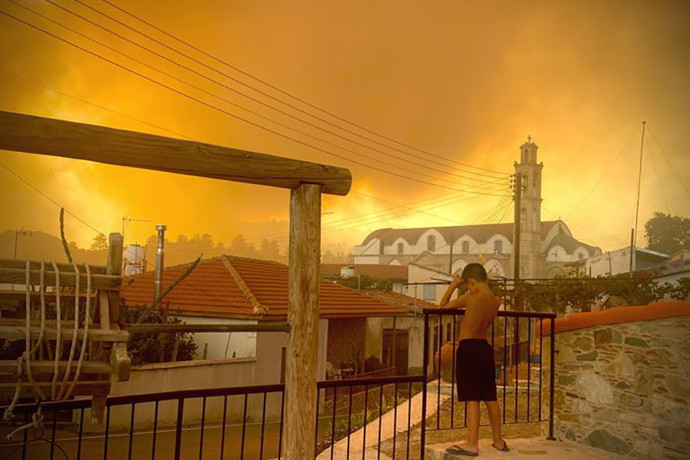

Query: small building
[{"left": 122, "top": 255, "right": 423, "bottom": 384}]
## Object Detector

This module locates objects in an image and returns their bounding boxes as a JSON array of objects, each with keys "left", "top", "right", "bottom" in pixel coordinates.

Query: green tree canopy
[{"left": 644, "top": 212, "right": 690, "bottom": 254}]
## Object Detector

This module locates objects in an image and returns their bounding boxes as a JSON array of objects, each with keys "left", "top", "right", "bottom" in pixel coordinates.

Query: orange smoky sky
[{"left": 0, "top": 0, "right": 689, "bottom": 255}]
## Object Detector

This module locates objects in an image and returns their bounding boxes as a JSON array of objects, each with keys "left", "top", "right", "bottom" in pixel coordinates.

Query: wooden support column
[{"left": 284, "top": 183, "right": 321, "bottom": 460}]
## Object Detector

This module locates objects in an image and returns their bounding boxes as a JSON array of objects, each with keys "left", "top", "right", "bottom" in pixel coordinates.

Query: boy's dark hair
[{"left": 461, "top": 263, "right": 488, "bottom": 283}]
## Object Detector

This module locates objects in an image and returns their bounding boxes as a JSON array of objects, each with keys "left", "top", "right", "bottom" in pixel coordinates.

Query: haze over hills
[{"left": 0, "top": 229, "right": 349, "bottom": 268}]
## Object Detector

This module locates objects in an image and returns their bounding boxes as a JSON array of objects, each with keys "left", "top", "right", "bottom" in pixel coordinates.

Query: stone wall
[{"left": 545, "top": 316, "right": 690, "bottom": 459}]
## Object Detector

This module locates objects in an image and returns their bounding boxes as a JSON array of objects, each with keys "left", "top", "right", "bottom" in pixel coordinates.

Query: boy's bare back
[
  {"left": 439, "top": 273, "right": 501, "bottom": 340},
  {"left": 459, "top": 287, "right": 501, "bottom": 340}
]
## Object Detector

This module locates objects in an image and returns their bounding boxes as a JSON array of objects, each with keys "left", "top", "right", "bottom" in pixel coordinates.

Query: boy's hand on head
[{"left": 452, "top": 274, "right": 464, "bottom": 287}]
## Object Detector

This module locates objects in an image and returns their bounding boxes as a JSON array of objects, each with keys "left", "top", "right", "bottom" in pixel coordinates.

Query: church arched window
[
  {"left": 397, "top": 242, "right": 404, "bottom": 254},
  {"left": 494, "top": 240, "right": 503, "bottom": 254},
  {"left": 462, "top": 241, "right": 470, "bottom": 253},
  {"left": 427, "top": 235, "right": 436, "bottom": 252}
]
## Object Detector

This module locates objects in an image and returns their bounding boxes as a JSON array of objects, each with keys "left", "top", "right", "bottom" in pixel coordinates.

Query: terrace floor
[{"left": 427, "top": 438, "right": 630, "bottom": 460}]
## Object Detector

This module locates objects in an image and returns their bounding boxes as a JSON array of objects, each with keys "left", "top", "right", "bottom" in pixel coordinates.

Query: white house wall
[{"left": 172, "top": 316, "right": 257, "bottom": 360}]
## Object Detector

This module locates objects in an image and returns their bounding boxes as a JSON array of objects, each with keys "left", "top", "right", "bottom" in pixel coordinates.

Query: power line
[
  {"left": 1, "top": 6, "right": 507, "bottom": 197},
  {"left": 645, "top": 136, "right": 671, "bottom": 213},
  {"left": 646, "top": 126, "right": 690, "bottom": 197},
  {"left": 40, "top": 0, "right": 508, "bottom": 188},
  {"left": 96, "top": 0, "right": 510, "bottom": 178},
  {"left": 563, "top": 131, "right": 636, "bottom": 221},
  {"left": 0, "top": 68, "right": 192, "bottom": 140}
]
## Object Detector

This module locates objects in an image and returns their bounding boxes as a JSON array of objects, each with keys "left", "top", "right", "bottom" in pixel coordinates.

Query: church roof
[
  {"left": 361, "top": 221, "right": 562, "bottom": 246},
  {"left": 545, "top": 231, "right": 600, "bottom": 255}
]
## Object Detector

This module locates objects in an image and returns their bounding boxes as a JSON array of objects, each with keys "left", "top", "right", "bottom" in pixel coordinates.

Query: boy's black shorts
[{"left": 455, "top": 338, "right": 498, "bottom": 402}]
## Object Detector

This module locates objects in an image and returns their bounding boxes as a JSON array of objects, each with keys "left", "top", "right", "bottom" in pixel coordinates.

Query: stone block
[
  {"left": 632, "top": 439, "right": 664, "bottom": 457},
  {"left": 659, "top": 424, "right": 684, "bottom": 442},
  {"left": 591, "top": 408, "right": 618, "bottom": 422},
  {"left": 574, "top": 336, "right": 594, "bottom": 351},
  {"left": 625, "top": 336, "right": 649, "bottom": 347},
  {"left": 584, "top": 429, "right": 632, "bottom": 455},
  {"left": 559, "top": 374, "right": 576, "bottom": 385},
  {"left": 665, "top": 374, "right": 690, "bottom": 398},
  {"left": 615, "top": 381, "right": 630, "bottom": 390},
  {"left": 577, "top": 371, "right": 613, "bottom": 405},
  {"left": 577, "top": 351, "right": 598, "bottom": 361},
  {"left": 594, "top": 328, "right": 613, "bottom": 346},
  {"left": 612, "top": 329, "right": 623, "bottom": 343},
  {"left": 605, "top": 353, "right": 635, "bottom": 379},
  {"left": 619, "top": 411, "right": 657, "bottom": 428}
]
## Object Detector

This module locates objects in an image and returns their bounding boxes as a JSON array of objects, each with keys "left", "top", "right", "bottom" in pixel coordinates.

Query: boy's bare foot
[
  {"left": 491, "top": 439, "right": 510, "bottom": 452},
  {"left": 446, "top": 443, "right": 479, "bottom": 457}
]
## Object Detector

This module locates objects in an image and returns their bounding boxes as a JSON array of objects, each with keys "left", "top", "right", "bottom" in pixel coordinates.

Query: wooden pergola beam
[{"left": 0, "top": 111, "right": 352, "bottom": 196}]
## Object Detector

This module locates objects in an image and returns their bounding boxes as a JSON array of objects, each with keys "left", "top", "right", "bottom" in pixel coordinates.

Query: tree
[
  {"left": 90, "top": 233, "right": 108, "bottom": 251},
  {"left": 119, "top": 305, "right": 197, "bottom": 365},
  {"left": 644, "top": 212, "right": 690, "bottom": 254}
]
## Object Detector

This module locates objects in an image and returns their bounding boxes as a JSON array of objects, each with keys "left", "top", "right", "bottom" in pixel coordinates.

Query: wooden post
[
  {"left": 284, "top": 183, "right": 321, "bottom": 460},
  {"left": 106, "top": 233, "right": 123, "bottom": 323}
]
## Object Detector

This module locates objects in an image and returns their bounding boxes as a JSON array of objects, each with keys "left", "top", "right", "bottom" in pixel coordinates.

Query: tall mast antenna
[{"left": 632, "top": 121, "right": 646, "bottom": 273}]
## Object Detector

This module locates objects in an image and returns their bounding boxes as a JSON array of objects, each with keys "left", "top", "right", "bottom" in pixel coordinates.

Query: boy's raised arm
[{"left": 439, "top": 274, "right": 467, "bottom": 309}]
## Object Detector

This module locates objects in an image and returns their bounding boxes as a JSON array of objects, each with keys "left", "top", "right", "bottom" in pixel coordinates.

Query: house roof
[
  {"left": 545, "top": 232, "right": 600, "bottom": 255},
  {"left": 361, "top": 290, "right": 438, "bottom": 312},
  {"left": 121, "top": 255, "right": 408, "bottom": 320},
  {"left": 361, "top": 221, "right": 562, "bottom": 246},
  {"left": 321, "top": 264, "right": 408, "bottom": 280}
]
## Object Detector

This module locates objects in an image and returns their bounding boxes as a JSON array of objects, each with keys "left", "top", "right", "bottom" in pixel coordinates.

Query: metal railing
[
  {"left": 1, "top": 375, "right": 426, "bottom": 460},
  {"left": 421, "top": 308, "right": 556, "bottom": 442}
]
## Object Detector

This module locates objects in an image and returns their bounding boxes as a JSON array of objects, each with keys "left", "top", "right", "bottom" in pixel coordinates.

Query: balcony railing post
[
  {"left": 420, "top": 311, "right": 429, "bottom": 459},
  {"left": 174, "top": 398, "right": 184, "bottom": 460},
  {"left": 547, "top": 316, "right": 556, "bottom": 440}
]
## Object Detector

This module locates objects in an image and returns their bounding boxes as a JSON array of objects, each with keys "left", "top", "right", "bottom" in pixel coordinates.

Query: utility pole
[
  {"left": 632, "top": 121, "right": 646, "bottom": 273},
  {"left": 513, "top": 173, "right": 522, "bottom": 311},
  {"left": 629, "top": 228, "right": 634, "bottom": 278},
  {"left": 13, "top": 227, "right": 32, "bottom": 259},
  {"left": 513, "top": 173, "right": 522, "bottom": 282}
]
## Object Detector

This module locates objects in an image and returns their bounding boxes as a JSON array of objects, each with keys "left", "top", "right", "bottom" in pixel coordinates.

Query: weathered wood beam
[
  {"left": 0, "top": 111, "right": 352, "bottom": 196},
  {"left": 284, "top": 183, "right": 321, "bottom": 460},
  {"left": 0, "top": 360, "right": 112, "bottom": 375},
  {"left": 0, "top": 259, "right": 107, "bottom": 274},
  {"left": 0, "top": 268, "right": 121, "bottom": 290},
  {"left": 0, "top": 325, "right": 129, "bottom": 342}
]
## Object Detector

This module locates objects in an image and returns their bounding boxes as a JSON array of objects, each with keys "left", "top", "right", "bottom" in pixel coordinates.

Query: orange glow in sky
[{"left": 1, "top": 0, "right": 689, "bottom": 255}]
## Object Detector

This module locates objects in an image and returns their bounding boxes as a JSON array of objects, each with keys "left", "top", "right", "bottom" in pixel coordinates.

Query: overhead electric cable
[
  {"left": 0, "top": 8, "right": 507, "bottom": 196},
  {"left": 96, "top": 0, "right": 509, "bottom": 178},
  {"left": 42, "top": 0, "right": 507, "bottom": 187},
  {"left": 646, "top": 127, "right": 690, "bottom": 196}
]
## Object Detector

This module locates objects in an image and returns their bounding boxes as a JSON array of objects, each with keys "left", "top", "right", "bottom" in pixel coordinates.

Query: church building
[{"left": 353, "top": 139, "right": 601, "bottom": 279}]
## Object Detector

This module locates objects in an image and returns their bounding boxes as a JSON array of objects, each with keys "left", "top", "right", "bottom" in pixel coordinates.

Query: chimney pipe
[{"left": 155, "top": 225, "right": 166, "bottom": 301}]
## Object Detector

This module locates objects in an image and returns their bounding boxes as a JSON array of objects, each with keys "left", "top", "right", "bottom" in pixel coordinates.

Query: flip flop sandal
[
  {"left": 445, "top": 445, "right": 479, "bottom": 457},
  {"left": 492, "top": 440, "right": 510, "bottom": 452}
]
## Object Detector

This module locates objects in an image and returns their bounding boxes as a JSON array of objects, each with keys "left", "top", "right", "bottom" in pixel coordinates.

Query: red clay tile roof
[
  {"left": 361, "top": 290, "right": 438, "bottom": 312},
  {"left": 122, "top": 255, "right": 408, "bottom": 319}
]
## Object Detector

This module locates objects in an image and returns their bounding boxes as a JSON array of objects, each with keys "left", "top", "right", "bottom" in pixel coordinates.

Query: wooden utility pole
[
  {"left": 513, "top": 173, "right": 522, "bottom": 282},
  {"left": 632, "top": 121, "right": 646, "bottom": 273},
  {"left": 285, "top": 183, "right": 321, "bottom": 460}
]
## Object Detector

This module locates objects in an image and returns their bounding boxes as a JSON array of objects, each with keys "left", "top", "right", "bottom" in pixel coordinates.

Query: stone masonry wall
[{"left": 545, "top": 316, "right": 690, "bottom": 459}]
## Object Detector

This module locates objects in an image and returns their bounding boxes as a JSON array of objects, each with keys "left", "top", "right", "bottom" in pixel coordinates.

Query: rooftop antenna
[{"left": 632, "top": 121, "right": 646, "bottom": 274}]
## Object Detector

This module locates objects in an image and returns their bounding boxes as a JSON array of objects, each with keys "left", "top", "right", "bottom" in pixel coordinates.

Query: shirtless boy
[{"left": 438, "top": 263, "right": 509, "bottom": 456}]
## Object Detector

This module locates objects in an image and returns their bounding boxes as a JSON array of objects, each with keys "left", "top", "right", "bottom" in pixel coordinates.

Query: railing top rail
[
  {"left": 3, "top": 382, "right": 287, "bottom": 414},
  {"left": 2, "top": 374, "right": 427, "bottom": 414},
  {"left": 422, "top": 308, "right": 556, "bottom": 319},
  {"left": 317, "top": 374, "right": 425, "bottom": 389}
]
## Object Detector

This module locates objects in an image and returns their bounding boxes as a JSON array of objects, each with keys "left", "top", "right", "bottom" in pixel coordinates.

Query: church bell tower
[{"left": 513, "top": 136, "right": 543, "bottom": 279}]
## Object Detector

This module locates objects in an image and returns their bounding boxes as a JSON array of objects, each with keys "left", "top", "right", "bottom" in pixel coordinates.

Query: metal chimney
[{"left": 154, "top": 225, "right": 166, "bottom": 301}]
